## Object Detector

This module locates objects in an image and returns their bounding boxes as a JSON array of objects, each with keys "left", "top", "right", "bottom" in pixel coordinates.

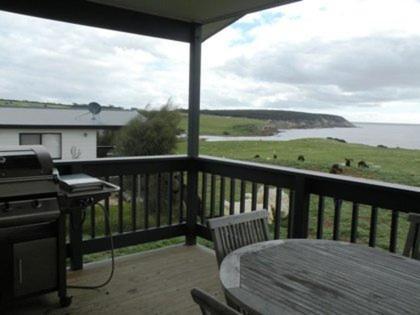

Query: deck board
[{"left": 4, "top": 244, "right": 223, "bottom": 315}]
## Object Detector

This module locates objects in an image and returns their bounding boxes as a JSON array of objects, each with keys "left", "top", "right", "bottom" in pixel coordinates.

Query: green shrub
[{"left": 116, "top": 105, "right": 181, "bottom": 156}]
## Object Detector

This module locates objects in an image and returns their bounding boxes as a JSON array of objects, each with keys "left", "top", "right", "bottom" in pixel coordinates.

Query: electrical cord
[{"left": 67, "top": 202, "right": 115, "bottom": 290}]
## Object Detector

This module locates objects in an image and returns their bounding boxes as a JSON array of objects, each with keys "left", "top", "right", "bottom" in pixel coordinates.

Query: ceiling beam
[{"left": 0, "top": 0, "right": 193, "bottom": 42}]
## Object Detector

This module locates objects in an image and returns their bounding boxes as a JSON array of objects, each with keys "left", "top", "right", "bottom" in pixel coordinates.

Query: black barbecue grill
[
  {"left": 0, "top": 146, "right": 70, "bottom": 307},
  {"left": 0, "top": 146, "right": 119, "bottom": 309}
]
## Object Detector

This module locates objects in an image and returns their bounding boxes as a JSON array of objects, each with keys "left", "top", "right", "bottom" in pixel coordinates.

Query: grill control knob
[
  {"left": 0, "top": 202, "right": 10, "bottom": 212},
  {"left": 31, "top": 200, "right": 42, "bottom": 209}
]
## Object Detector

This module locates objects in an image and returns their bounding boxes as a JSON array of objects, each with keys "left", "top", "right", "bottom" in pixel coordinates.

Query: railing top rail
[
  {"left": 54, "top": 154, "right": 190, "bottom": 176},
  {"left": 55, "top": 154, "right": 189, "bottom": 166},
  {"left": 53, "top": 154, "right": 420, "bottom": 211},
  {"left": 196, "top": 155, "right": 420, "bottom": 196}
]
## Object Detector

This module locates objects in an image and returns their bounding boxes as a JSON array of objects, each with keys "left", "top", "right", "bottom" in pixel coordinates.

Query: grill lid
[
  {"left": 0, "top": 146, "right": 53, "bottom": 178},
  {"left": 0, "top": 146, "right": 57, "bottom": 200}
]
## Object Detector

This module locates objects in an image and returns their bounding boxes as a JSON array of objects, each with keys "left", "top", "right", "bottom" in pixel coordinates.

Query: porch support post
[
  {"left": 187, "top": 24, "right": 202, "bottom": 158},
  {"left": 186, "top": 24, "right": 202, "bottom": 245},
  {"left": 290, "top": 175, "right": 310, "bottom": 238}
]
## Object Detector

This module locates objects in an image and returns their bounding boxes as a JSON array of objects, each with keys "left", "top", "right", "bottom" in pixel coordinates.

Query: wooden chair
[
  {"left": 207, "top": 210, "right": 269, "bottom": 267},
  {"left": 191, "top": 288, "right": 241, "bottom": 315},
  {"left": 403, "top": 213, "right": 420, "bottom": 260}
]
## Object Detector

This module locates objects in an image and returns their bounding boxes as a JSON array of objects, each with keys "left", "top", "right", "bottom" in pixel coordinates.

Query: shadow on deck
[{"left": 4, "top": 245, "right": 223, "bottom": 315}]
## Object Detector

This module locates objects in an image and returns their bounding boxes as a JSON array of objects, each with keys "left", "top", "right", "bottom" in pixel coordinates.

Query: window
[{"left": 20, "top": 133, "right": 62, "bottom": 159}]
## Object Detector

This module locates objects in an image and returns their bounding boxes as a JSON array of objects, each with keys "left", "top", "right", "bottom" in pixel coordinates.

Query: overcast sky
[{"left": 1, "top": 0, "right": 420, "bottom": 123}]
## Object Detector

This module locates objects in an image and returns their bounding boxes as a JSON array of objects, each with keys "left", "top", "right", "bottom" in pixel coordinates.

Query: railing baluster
[
  {"left": 201, "top": 173, "right": 207, "bottom": 223},
  {"left": 287, "top": 190, "right": 294, "bottom": 239},
  {"left": 333, "top": 199, "right": 342, "bottom": 240},
  {"left": 389, "top": 210, "right": 399, "bottom": 253},
  {"left": 156, "top": 173, "right": 162, "bottom": 227},
  {"left": 240, "top": 180, "right": 246, "bottom": 213},
  {"left": 104, "top": 176, "right": 110, "bottom": 236},
  {"left": 263, "top": 185, "right": 269, "bottom": 209},
  {"left": 90, "top": 203, "right": 95, "bottom": 239},
  {"left": 274, "top": 187, "right": 282, "bottom": 239},
  {"left": 229, "top": 178, "right": 235, "bottom": 215},
  {"left": 219, "top": 177, "right": 225, "bottom": 217},
  {"left": 131, "top": 175, "right": 137, "bottom": 231},
  {"left": 210, "top": 174, "right": 216, "bottom": 218},
  {"left": 369, "top": 206, "right": 378, "bottom": 247},
  {"left": 350, "top": 203, "right": 359, "bottom": 243},
  {"left": 144, "top": 174, "right": 149, "bottom": 229},
  {"left": 251, "top": 182, "right": 257, "bottom": 211},
  {"left": 179, "top": 171, "right": 184, "bottom": 223},
  {"left": 118, "top": 175, "right": 124, "bottom": 233},
  {"left": 316, "top": 196, "right": 325, "bottom": 239},
  {"left": 168, "top": 172, "right": 173, "bottom": 226}
]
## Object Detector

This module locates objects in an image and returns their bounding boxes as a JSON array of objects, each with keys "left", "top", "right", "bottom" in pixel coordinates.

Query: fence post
[
  {"left": 69, "top": 208, "right": 84, "bottom": 270},
  {"left": 290, "top": 176, "right": 310, "bottom": 238}
]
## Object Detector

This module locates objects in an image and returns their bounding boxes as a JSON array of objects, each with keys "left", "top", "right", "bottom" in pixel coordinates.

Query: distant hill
[
  {"left": 0, "top": 98, "right": 131, "bottom": 111},
  {"left": 1, "top": 99, "right": 353, "bottom": 129},
  {"left": 197, "top": 110, "right": 354, "bottom": 129}
]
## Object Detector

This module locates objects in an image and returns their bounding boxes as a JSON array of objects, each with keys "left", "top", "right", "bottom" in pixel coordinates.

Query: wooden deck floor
[{"left": 4, "top": 245, "right": 224, "bottom": 315}]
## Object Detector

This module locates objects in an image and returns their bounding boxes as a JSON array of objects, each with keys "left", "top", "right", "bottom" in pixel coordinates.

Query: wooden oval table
[{"left": 220, "top": 239, "right": 420, "bottom": 315}]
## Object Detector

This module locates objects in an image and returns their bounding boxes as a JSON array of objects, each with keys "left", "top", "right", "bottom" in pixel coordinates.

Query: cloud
[
  {"left": 1, "top": 0, "right": 420, "bottom": 123},
  {"left": 0, "top": 12, "right": 189, "bottom": 107}
]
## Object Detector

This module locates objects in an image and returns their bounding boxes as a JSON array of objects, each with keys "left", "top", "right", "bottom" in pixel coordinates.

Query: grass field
[
  {"left": 178, "top": 113, "right": 269, "bottom": 136},
  {"left": 177, "top": 138, "right": 420, "bottom": 187}
]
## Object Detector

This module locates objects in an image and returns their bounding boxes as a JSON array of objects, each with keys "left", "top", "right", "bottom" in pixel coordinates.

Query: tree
[{"left": 115, "top": 105, "right": 181, "bottom": 156}]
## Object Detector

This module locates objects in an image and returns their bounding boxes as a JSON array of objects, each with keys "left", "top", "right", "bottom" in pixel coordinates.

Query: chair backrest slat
[
  {"left": 207, "top": 210, "right": 270, "bottom": 267},
  {"left": 403, "top": 213, "right": 420, "bottom": 260},
  {"left": 191, "top": 288, "right": 241, "bottom": 315}
]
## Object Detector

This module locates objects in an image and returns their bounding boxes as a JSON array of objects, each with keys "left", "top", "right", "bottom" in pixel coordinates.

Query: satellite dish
[{"left": 88, "top": 102, "right": 102, "bottom": 115}]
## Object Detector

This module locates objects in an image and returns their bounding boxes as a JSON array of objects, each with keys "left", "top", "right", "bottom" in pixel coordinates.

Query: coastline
[{"left": 199, "top": 122, "right": 420, "bottom": 150}]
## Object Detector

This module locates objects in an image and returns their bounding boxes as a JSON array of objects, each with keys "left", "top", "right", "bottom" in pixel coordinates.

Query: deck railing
[
  {"left": 55, "top": 155, "right": 192, "bottom": 269},
  {"left": 55, "top": 155, "right": 420, "bottom": 269}
]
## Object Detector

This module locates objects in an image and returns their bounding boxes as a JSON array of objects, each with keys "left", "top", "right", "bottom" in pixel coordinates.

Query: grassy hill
[
  {"left": 178, "top": 113, "right": 274, "bottom": 136},
  {"left": 0, "top": 98, "right": 127, "bottom": 111},
  {"left": 198, "top": 109, "right": 354, "bottom": 129},
  {"left": 0, "top": 99, "right": 68, "bottom": 109},
  {"left": 179, "top": 108, "right": 355, "bottom": 137}
]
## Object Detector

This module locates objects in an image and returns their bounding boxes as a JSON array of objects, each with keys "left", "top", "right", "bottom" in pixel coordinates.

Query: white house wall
[{"left": 0, "top": 128, "right": 97, "bottom": 160}]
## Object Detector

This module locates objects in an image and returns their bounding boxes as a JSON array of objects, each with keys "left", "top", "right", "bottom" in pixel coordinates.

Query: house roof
[
  {"left": 0, "top": 107, "right": 140, "bottom": 130},
  {"left": 0, "top": 0, "right": 299, "bottom": 42}
]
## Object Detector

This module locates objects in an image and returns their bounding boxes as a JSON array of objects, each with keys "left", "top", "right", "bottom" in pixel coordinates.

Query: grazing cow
[
  {"left": 358, "top": 160, "right": 369, "bottom": 168},
  {"left": 254, "top": 154, "right": 260, "bottom": 159},
  {"left": 298, "top": 155, "right": 305, "bottom": 162},
  {"left": 223, "top": 186, "right": 289, "bottom": 223},
  {"left": 345, "top": 158, "right": 353, "bottom": 167},
  {"left": 273, "top": 154, "right": 277, "bottom": 159},
  {"left": 330, "top": 164, "right": 343, "bottom": 174}
]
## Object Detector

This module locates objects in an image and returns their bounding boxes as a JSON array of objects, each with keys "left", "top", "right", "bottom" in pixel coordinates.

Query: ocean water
[{"left": 203, "top": 123, "right": 420, "bottom": 150}]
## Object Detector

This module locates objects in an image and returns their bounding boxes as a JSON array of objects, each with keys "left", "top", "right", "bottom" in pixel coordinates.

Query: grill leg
[
  {"left": 69, "top": 208, "right": 84, "bottom": 270},
  {"left": 58, "top": 214, "right": 72, "bottom": 307}
]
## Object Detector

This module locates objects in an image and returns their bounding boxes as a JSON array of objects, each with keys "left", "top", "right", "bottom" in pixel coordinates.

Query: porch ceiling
[
  {"left": 88, "top": 0, "right": 298, "bottom": 40},
  {"left": 0, "top": 0, "right": 299, "bottom": 42}
]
